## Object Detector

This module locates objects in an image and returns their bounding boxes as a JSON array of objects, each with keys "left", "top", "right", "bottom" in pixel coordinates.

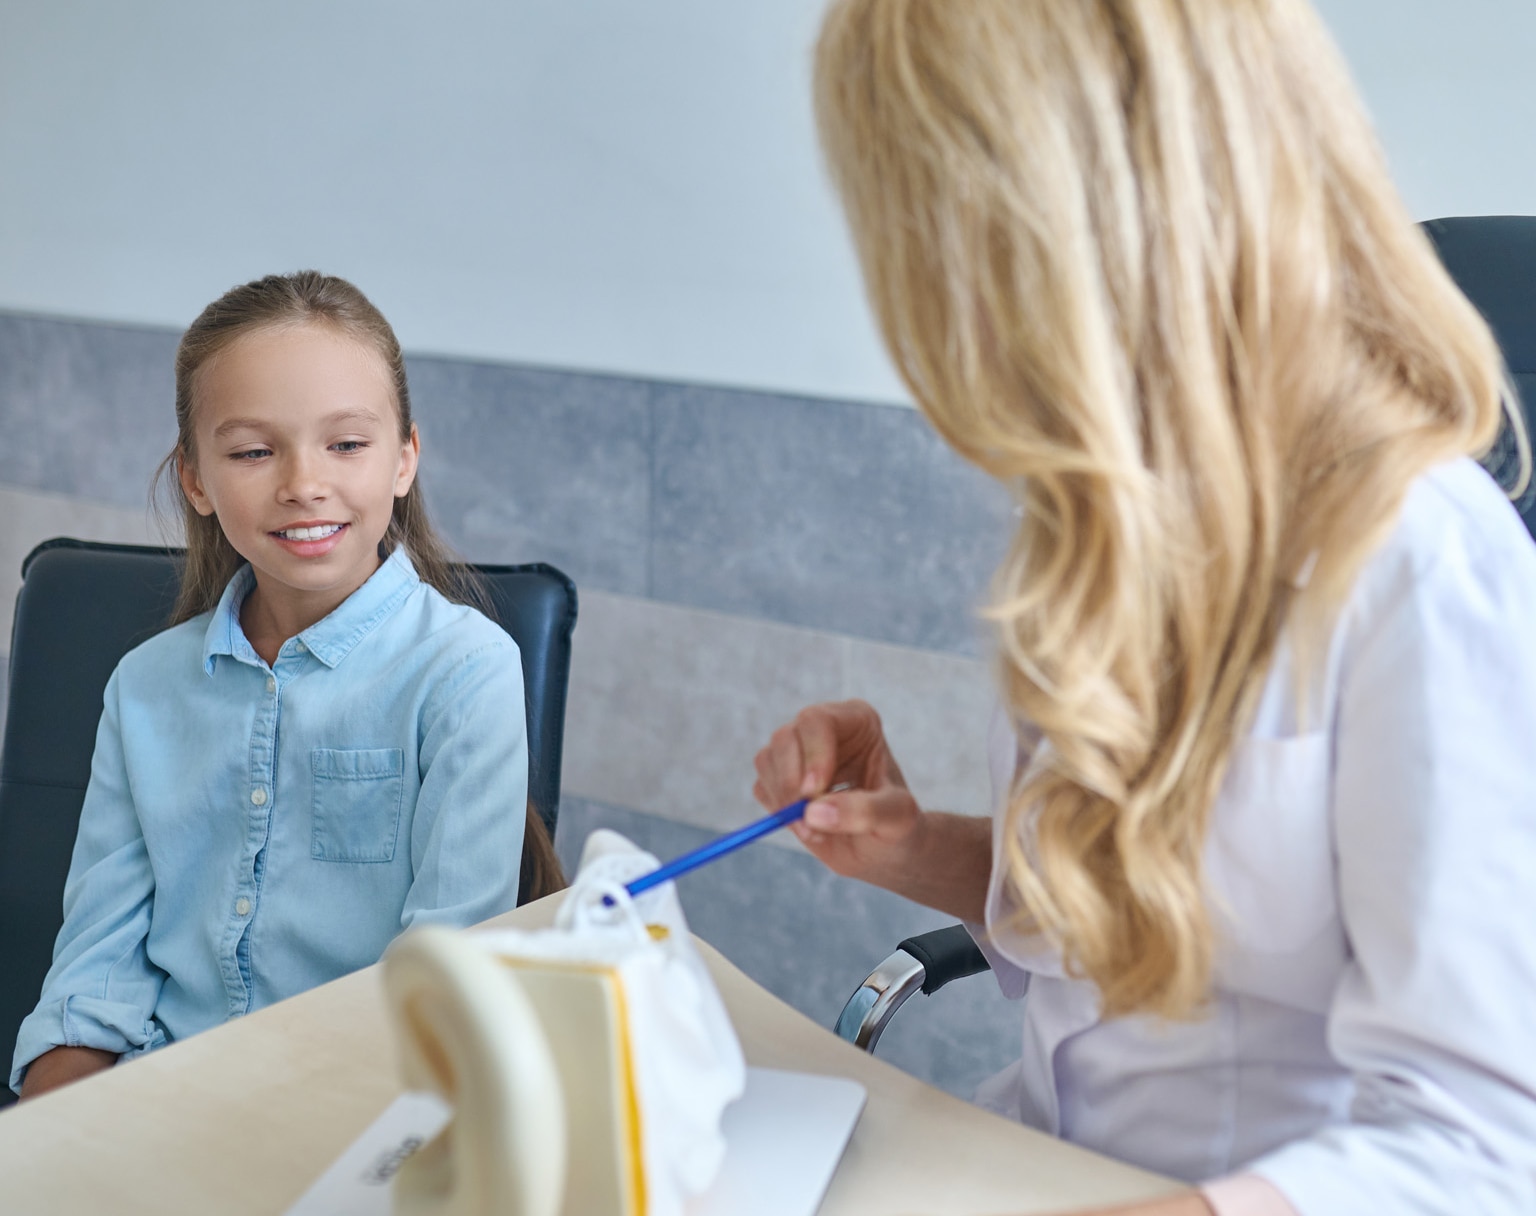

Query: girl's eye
[
  {"left": 230, "top": 448, "right": 271, "bottom": 461},
  {"left": 332, "top": 440, "right": 369, "bottom": 454}
]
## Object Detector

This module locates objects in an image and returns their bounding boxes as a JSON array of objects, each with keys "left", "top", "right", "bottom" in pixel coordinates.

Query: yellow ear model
[{"left": 382, "top": 927, "right": 567, "bottom": 1216}]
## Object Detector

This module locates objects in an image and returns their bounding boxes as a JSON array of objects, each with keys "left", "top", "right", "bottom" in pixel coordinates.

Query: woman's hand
[
  {"left": 18, "top": 1045, "right": 117, "bottom": 1100},
  {"left": 753, "top": 699, "right": 992, "bottom": 920},
  {"left": 754, "top": 699, "right": 922, "bottom": 879}
]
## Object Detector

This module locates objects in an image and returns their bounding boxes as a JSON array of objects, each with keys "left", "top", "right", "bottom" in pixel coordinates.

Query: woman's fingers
[
  {"left": 755, "top": 700, "right": 904, "bottom": 837},
  {"left": 792, "top": 703, "right": 852, "bottom": 795},
  {"left": 803, "top": 785, "right": 918, "bottom": 840},
  {"left": 791, "top": 789, "right": 925, "bottom": 884},
  {"left": 752, "top": 708, "right": 926, "bottom": 887},
  {"left": 753, "top": 702, "right": 857, "bottom": 806},
  {"left": 753, "top": 722, "right": 810, "bottom": 808},
  {"left": 754, "top": 710, "right": 976, "bottom": 906}
]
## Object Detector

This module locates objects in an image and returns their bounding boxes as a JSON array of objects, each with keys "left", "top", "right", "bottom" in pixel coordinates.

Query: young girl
[
  {"left": 754, "top": 2, "right": 1536, "bottom": 1214},
  {"left": 12, "top": 271, "right": 561, "bottom": 1100}
]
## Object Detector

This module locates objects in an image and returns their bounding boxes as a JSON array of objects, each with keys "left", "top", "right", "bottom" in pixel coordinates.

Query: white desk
[{"left": 0, "top": 894, "right": 1177, "bottom": 1214}]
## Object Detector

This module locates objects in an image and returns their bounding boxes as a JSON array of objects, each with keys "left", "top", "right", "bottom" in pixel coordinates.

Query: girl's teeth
[{"left": 280, "top": 525, "right": 342, "bottom": 540}]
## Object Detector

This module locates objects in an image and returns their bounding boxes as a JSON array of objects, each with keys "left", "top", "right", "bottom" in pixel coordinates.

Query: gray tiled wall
[
  {"left": 0, "top": 313, "right": 1012, "bottom": 653},
  {"left": 408, "top": 357, "right": 655, "bottom": 598},
  {"left": 0, "top": 314, "right": 178, "bottom": 507},
  {"left": 407, "top": 351, "right": 1016, "bottom": 655},
  {"left": 647, "top": 382, "right": 1012, "bottom": 655}
]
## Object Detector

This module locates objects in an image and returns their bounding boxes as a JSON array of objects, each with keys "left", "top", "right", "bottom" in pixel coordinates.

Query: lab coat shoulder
[{"left": 1251, "top": 457, "right": 1536, "bottom": 1214}]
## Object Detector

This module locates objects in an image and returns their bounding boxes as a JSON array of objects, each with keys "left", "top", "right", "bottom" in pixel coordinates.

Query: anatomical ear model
[{"left": 382, "top": 831, "right": 746, "bottom": 1216}]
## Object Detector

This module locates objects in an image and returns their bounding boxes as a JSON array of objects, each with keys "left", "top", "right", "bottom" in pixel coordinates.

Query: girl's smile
[
  {"left": 177, "top": 322, "right": 419, "bottom": 646},
  {"left": 270, "top": 520, "right": 350, "bottom": 556}
]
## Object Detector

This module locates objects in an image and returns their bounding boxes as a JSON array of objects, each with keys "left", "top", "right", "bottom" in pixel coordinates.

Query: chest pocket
[{"left": 311, "top": 747, "right": 405, "bottom": 863}]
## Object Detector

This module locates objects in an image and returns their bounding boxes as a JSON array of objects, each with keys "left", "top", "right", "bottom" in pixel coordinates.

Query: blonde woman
[{"left": 752, "top": 2, "right": 1536, "bottom": 1213}]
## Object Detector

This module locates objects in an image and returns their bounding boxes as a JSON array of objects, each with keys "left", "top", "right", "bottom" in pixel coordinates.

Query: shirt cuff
[
  {"left": 1199, "top": 1173, "right": 1300, "bottom": 1216},
  {"left": 10, "top": 996, "right": 166, "bottom": 1093},
  {"left": 962, "top": 920, "right": 1032, "bottom": 1000}
]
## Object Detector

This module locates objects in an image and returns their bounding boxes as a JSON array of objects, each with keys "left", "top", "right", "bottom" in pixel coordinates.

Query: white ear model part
[{"left": 382, "top": 926, "right": 567, "bottom": 1216}]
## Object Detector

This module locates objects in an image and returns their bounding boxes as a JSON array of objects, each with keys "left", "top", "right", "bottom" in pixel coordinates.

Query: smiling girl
[{"left": 12, "top": 272, "right": 557, "bottom": 1100}]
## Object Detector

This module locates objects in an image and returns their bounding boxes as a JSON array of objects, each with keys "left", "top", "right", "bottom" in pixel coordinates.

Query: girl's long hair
[
  {"left": 815, "top": 0, "right": 1527, "bottom": 1018},
  {"left": 154, "top": 270, "right": 483, "bottom": 624},
  {"left": 520, "top": 810, "right": 567, "bottom": 904}
]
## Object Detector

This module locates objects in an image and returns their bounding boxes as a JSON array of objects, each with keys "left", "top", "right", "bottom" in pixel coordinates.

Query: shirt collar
[{"left": 201, "top": 547, "right": 421, "bottom": 675}]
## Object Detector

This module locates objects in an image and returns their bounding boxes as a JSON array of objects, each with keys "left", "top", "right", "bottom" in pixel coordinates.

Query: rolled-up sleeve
[
  {"left": 1249, "top": 530, "right": 1536, "bottom": 1212},
  {"left": 401, "top": 639, "right": 528, "bottom": 930},
  {"left": 11, "top": 671, "right": 168, "bottom": 1093}
]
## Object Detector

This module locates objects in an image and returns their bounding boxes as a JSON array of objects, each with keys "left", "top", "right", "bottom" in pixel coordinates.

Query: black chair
[
  {"left": 1422, "top": 216, "right": 1536, "bottom": 540},
  {"left": 834, "top": 214, "right": 1536, "bottom": 1053},
  {"left": 0, "top": 538, "right": 576, "bottom": 1106}
]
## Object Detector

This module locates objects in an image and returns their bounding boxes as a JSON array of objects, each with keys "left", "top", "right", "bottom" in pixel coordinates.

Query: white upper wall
[{"left": 1, "top": 0, "right": 1533, "bottom": 405}]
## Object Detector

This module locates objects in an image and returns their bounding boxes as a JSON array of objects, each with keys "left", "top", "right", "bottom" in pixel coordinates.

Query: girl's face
[{"left": 179, "top": 322, "right": 419, "bottom": 626}]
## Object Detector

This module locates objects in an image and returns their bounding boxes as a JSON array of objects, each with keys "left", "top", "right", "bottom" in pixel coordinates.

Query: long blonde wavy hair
[{"left": 815, "top": 0, "right": 1528, "bottom": 1018}]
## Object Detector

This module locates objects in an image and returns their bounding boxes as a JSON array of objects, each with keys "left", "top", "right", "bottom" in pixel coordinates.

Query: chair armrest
[
  {"left": 901, "top": 924, "right": 991, "bottom": 994},
  {"left": 832, "top": 924, "right": 992, "bottom": 1052}
]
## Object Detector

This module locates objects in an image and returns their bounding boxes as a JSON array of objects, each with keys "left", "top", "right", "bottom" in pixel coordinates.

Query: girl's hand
[
  {"left": 18, "top": 1045, "right": 117, "bottom": 1100},
  {"left": 753, "top": 699, "right": 925, "bottom": 887}
]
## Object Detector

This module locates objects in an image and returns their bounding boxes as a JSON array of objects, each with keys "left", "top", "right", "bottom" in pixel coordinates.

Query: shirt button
[
  {"left": 250, "top": 788, "right": 268, "bottom": 807},
  {"left": 266, "top": 676, "right": 276, "bottom": 693},
  {"left": 235, "top": 897, "right": 252, "bottom": 917},
  {"left": 294, "top": 640, "right": 307, "bottom": 653}
]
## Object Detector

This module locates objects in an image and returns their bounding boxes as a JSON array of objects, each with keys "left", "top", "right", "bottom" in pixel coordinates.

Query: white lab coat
[{"left": 973, "top": 458, "right": 1536, "bottom": 1214}]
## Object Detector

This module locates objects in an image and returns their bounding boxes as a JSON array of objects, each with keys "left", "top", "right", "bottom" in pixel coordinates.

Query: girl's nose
[{"left": 278, "top": 453, "right": 328, "bottom": 503}]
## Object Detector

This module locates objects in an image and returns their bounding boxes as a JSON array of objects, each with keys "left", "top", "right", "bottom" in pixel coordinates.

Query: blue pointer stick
[{"left": 604, "top": 799, "right": 810, "bottom": 906}]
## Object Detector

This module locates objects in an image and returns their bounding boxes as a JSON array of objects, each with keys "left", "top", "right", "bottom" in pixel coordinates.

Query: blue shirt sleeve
[
  {"left": 10, "top": 669, "right": 169, "bottom": 1094},
  {"left": 400, "top": 637, "right": 529, "bottom": 929}
]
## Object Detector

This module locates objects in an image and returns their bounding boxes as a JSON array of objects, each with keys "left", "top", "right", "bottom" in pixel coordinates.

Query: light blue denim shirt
[{"left": 11, "top": 547, "right": 528, "bottom": 1092}]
